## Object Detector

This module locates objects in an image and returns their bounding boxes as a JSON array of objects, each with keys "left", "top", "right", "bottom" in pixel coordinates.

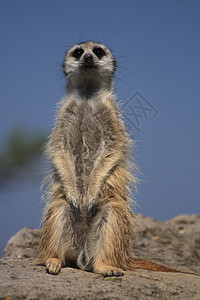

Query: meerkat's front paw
[
  {"left": 46, "top": 258, "right": 61, "bottom": 275},
  {"left": 87, "top": 200, "right": 96, "bottom": 219},
  {"left": 68, "top": 197, "right": 81, "bottom": 219}
]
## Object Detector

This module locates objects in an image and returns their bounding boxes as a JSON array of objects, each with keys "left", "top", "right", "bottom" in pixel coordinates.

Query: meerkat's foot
[
  {"left": 46, "top": 258, "right": 61, "bottom": 275},
  {"left": 93, "top": 264, "right": 124, "bottom": 277}
]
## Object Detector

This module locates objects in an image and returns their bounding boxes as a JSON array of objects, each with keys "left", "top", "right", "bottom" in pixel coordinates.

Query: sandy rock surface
[{"left": 0, "top": 214, "right": 200, "bottom": 299}]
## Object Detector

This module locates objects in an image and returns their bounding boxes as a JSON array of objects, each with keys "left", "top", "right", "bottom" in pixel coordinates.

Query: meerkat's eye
[
  {"left": 93, "top": 47, "right": 106, "bottom": 59},
  {"left": 72, "top": 48, "right": 84, "bottom": 60}
]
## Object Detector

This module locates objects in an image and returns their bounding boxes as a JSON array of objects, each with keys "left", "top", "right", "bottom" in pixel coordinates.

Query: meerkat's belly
[{"left": 64, "top": 100, "right": 110, "bottom": 193}]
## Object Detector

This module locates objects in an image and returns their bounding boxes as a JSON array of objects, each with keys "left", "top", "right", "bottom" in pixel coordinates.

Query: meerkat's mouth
[
  {"left": 84, "top": 64, "right": 95, "bottom": 69},
  {"left": 81, "top": 63, "right": 98, "bottom": 72}
]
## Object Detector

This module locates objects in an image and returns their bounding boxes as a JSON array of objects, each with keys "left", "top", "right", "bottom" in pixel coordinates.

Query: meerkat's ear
[
  {"left": 63, "top": 57, "right": 68, "bottom": 77},
  {"left": 62, "top": 49, "right": 69, "bottom": 76},
  {"left": 112, "top": 58, "right": 117, "bottom": 73}
]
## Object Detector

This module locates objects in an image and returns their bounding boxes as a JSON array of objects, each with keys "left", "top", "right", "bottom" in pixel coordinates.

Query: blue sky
[{"left": 0, "top": 0, "right": 200, "bottom": 255}]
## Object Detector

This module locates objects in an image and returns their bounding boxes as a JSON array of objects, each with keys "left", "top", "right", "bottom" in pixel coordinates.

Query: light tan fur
[{"left": 39, "top": 41, "right": 197, "bottom": 277}]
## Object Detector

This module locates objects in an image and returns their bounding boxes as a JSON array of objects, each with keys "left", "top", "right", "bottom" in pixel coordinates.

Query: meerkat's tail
[{"left": 127, "top": 258, "right": 199, "bottom": 275}]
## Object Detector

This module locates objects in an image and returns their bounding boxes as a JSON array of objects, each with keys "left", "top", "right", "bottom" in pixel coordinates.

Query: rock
[
  {"left": 3, "top": 228, "right": 39, "bottom": 259},
  {"left": 0, "top": 214, "right": 200, "bottom": 299}
]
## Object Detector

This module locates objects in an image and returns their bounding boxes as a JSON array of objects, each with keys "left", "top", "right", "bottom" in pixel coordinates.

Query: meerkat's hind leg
[
  {"left": 46, "top": 258, "right": 62, "bottom": 275},
  {"left": 89, "top": 203, "right": 134, "bottom": 277}
]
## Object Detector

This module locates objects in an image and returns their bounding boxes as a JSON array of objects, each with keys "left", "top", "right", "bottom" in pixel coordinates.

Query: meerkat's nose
[{"left": 84, "top": 53, "right": 93, "bottom": 65}]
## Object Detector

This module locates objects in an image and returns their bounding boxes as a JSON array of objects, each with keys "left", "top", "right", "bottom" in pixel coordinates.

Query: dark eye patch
[
  {"left": 93, "top": 47, "right": 106, "bottom": 59},
  {"left": 71, "top": 48, "right": 84, "bottom": 60}
]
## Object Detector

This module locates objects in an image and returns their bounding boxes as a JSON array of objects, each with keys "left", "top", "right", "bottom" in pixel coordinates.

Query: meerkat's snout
[{"left": 83, "top": 53, "right": 95, "bottom": 68}]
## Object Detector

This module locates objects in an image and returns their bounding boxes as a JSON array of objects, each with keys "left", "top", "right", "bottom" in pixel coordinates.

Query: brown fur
[{"left": 39, "top": 41, "right": 197, "bottom": 277}]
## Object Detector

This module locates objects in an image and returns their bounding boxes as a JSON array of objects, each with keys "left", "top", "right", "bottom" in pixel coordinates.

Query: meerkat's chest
[{"left": 62, "top": 100, "right": 113, "bottom": 159}]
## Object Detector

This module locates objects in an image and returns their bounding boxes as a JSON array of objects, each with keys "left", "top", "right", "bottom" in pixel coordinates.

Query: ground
[{"left": 0, "top": 214, "right": 200, "bottom": 299}]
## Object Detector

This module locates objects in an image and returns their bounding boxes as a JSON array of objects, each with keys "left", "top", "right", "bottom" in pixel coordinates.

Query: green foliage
[{"left": 0, "top": 129, "right": 46, "bottom": 186}]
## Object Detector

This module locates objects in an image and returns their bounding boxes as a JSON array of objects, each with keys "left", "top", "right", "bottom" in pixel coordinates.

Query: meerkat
[{"left": 39, "top": 41, "right": 197, "bottom": 277}]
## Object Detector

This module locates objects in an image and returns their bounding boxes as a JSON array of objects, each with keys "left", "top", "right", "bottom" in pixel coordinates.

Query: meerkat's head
[{"left": 63, "top": 41, "right": 116, "bottom": 98}]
